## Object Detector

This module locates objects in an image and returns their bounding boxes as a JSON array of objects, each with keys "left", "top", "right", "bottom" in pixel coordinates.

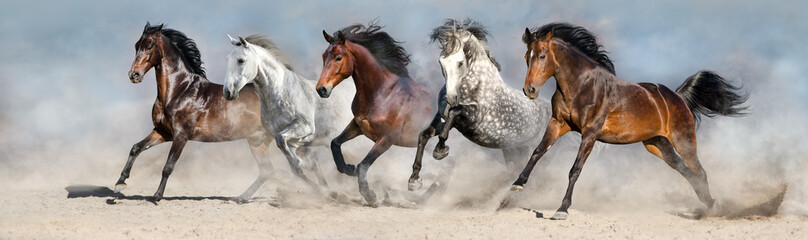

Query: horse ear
[
  {"left": 144, "top": 22, "right": 151, "bottom": 33},
  {"left": 541, "top": 31, "right": 553, "bottom": 42},
  {"left": 156, "top": 24, "right": 163, "bottom": 32},
  {"left": 323, "top": 30, "right": 334, "bottom": 43},
  {"left": 523, "top": 28, "right": 534, "bottom": 43},
  {"left": 238, "top": 36, "right": 250, "bottom": 48},
  {"left": 228, "top": 34, "right": 241, "bottom": 46},
  {"left": 336, "top": 31, "right": 345, "bottom": 45}
]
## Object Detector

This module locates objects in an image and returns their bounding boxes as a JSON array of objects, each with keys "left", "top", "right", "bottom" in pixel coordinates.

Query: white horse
[{"left": 223, "top": 35, "right": 354, "bottom": 201}]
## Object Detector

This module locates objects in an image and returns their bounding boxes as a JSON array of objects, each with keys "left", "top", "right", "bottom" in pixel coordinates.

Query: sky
[{"left": 0, "top": 0, "right": 806, "bottom": 213}]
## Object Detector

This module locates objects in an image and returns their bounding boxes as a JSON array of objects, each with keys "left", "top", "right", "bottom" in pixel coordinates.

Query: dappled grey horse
[{"left": 409, "top": 19, "right": 603, "bottom": 193}]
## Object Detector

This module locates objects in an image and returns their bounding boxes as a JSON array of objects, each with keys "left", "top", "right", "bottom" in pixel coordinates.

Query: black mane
[
  {"left": 430, "top": 18, "right": 501, "bottom": 71},
  {"left": 334, "top": 21, "right": 411, "bottom": 76},
  {"left": 528, "top": 22, "right": 615, "bottom": 75},
  {"left": 145, "top": 25, "right": 206, "bottom": 77}
]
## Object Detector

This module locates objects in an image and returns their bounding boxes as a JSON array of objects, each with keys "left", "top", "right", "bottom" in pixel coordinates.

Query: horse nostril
[{"left": 317, "top": 86, "right": 328, "bottom": 97}]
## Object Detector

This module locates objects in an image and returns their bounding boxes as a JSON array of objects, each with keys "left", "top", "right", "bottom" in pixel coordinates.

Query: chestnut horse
[
  {"left": 513, "top": 23, "right": 748, "bottom": 219},
  {"left": 117, "top": 23, "right": 271, "bottom": 202},
  {"left": 317, "top": 23, "right": 437, "bottom": 206}
]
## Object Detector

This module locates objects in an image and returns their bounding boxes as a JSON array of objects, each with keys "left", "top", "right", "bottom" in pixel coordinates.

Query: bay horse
[
  {"left": 513, "top": 22, "right": 748, "bottom": 219},
  {"left": 317, "top": 23, "right": 437, "bottom": 206},
  {"left": 223, "top": 35, "right": 354, "bottom": 196},
  {"left": 118, "top": 23, "right": 272, "bottom": 203},
  {"left": 407, "top": 19, "right": 555, "bottom": 192}
]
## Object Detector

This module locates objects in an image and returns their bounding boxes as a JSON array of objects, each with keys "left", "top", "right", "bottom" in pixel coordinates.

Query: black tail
[{"left": 675, "top": 70, "right": 749, "bottom": 125}]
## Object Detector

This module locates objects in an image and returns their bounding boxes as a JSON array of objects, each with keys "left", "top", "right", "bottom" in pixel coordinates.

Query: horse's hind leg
[
  {"left": 433, "top": 108, "right": 459, "bottom": 160},
  {"left": 235, "top": 132, "right": 274, "bottom": 203},
  {"left": 669, "top": 130, "right": 715, "bottom": 209},
  {"left": 152, "top": 135, "right": 188, "bottom": 202},
  {"left": 409, "top": 114, "right": 440, "bottom": 191},
  {"left": 115, "top": 129, "right": 165, "bottom": 193}
]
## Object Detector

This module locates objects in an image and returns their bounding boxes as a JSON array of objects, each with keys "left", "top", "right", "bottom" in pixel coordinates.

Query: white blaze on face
[{"left": 439, "top": 49, "right": 467, "bottom": 105}]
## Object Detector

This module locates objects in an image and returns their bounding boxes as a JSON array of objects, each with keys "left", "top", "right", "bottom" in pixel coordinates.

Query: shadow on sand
[{"left": 65, "top": 184, "right": 238, "bottom": 205}]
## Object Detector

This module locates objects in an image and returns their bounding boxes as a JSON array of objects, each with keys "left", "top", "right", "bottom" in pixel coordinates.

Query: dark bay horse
[
  {"left": 317, "top": 23, "right": 437, "bottom": 206},
  {"left": 117, "top": 23, "right": 271, "bottom": 202},
  {"left": 513, "top": 23, "right": 748, "bottom": 219}
]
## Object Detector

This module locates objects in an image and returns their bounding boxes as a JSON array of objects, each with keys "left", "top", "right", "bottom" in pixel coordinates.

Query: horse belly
[{"left": 599, "top": 113, "right": 660, "bottom": 144}]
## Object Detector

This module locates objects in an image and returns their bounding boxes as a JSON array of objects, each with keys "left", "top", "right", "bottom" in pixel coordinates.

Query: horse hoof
[
  {"left": 433, "top": 146, "right": 449, "bottom": 160},
  {"left": 510, "top": 185, "right": 525, "bottom": 192},
  {"left": 113, "top": 183, "right": 127, "bottom": 193},
  {"left": 408, "top": 178, "right": 423, "bottom": 191},
  {"left": 233, "top": 197, "right": 250, "bottom": 204},
  {"left": 550, "top": 211, "right": 568, "bottom": 220}
]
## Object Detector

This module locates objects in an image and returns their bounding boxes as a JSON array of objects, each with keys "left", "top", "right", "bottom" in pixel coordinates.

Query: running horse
[
  {"left": 117, "top": 22, "right": 271, "bottom": 202},
  {"left": 317, "top": 22, "right": 437, "bottom": 206},
  {"left": 513, "top": 23, "right": 748, "bottom": 219}
]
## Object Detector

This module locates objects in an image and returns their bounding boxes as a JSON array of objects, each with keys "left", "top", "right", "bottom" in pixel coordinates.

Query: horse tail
[{"left": 675, "top": 70, "right": 749, "bottom": 125}]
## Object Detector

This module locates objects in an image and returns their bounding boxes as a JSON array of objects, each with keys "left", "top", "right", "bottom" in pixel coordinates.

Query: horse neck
[
  {"left": 347, "top": 42, "right": 405, "bottom": 102},
  {"left": 252, "top": 48, "right": 309, "bottom": 103},
  {"left": 460, "top": 39, "right": 507, "bottom": 100},
  {"left": 154, "top": 40, "right": 198, "bottom": 104},
  {"left": 551, "top": 42, "right": 598, "bottom": 97}
]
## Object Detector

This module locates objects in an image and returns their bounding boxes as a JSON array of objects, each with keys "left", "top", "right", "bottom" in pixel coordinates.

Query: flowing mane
[
  {"left": 429, "top": 18, "right": 501, "bottom": 71},
  {"left": 144, "top": 25, "right": 207, "bottom": 77},
  {"left": 526, "top": 22, "right": 615, "bottom": 74},
  {"left": 244, "top": 35, "right": 294, "bottom": 70},
  {"left": 333, "top": 22, "right": 411, "bottom": 76}
]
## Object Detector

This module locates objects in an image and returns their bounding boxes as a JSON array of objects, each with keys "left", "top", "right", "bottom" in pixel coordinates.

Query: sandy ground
[
  {"left": 1, "top": 133, "right": 805, "bottom": 239},
  {"left": 0, "top": 185, "right": 804, "bottom": 240}
]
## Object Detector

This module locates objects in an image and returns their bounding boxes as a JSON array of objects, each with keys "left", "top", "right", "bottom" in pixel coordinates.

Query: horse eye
[
  {"left": 458, "top": 61, "right": 463, "bottom": 67},
  {"left": 539, "top": 54, "right": 546, "bottom": 60},
  {"left": 147, "top": 43, "right": 153, "bottom": 50},
  {"left": 237, "top": 59, "right": 245, "bottom": 64},
  {"left": 336, "top": 56, "right": 343, "bottom": 61}
]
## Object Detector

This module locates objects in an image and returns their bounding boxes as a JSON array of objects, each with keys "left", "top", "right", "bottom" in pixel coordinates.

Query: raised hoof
[
  {"left": 510, "top": 185, "right": 525, "bottom": 192},
  {"left": 113, "top": 183, "right": 127, "bottom": 193},
  {"left": 432, "top": 146, "right": 449, "bottom": 160},
  {"left": 408, "top": 178, "right": 423, "bottom": 191},
  {"left": 550, "top": 211, "right": 568, "bottom": 220}
]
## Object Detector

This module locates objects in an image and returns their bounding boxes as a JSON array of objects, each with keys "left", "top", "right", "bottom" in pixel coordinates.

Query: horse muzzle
[
  {"left": 316, "top": 86, "right": 332, "bottom": 98},
  {"left": 223, "top": 88, "right": 239, "bottom": 100},
  {"left": 129, "top": 71, "right": 143, "bottom": 83},
  {"left": 523, "top": 85, "right": 539, "bottom": 99}
]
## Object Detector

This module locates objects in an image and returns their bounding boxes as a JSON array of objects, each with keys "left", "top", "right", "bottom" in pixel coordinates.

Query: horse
[
  {"left": 407, "top": 19, "right": 555, "bottom": 193},
  {"left": 117, "top": 22, "right": 272, "bottom": 203},
  {"left": 223, "top": 35, "right": 354, "bottom": 197},
  {"left": 512, "top": 22, "right": 748, "bottom": 220},
  {"left": 317, "top": 22, "right": 437, "bottom": 206}
]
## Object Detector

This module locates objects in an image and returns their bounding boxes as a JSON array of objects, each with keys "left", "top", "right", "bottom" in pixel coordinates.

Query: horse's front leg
[
  {"left": 356, "top": 135, "right": 394, "bottom": 207},
  {"left": 330, "top": 121, "right": 362, "bottom": 176},
  {"left": 115, "top": 129, "right": 165, "bottom": 193},
  {"left": 433, "top": 107, "right": 459, "bottom": 160},
  {"left": 408, "top": 113, "right": 440, "bottom": 191},
  {"left": 274, "top": 120, "right": 321, "bottom": 191},
  {"left": 152, "top": 134, "right": 188, "bottom": 202},
  {"left": 552, "top": 127, "right": 600, "bottom": 220},
  {"left": 511, "top": 118, "right": 570, "bottom": 190}
]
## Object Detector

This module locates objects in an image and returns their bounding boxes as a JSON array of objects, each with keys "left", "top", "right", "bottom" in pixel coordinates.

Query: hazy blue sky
[{"left": 1, "top": 0, "right": 806, "bottom": 150}]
